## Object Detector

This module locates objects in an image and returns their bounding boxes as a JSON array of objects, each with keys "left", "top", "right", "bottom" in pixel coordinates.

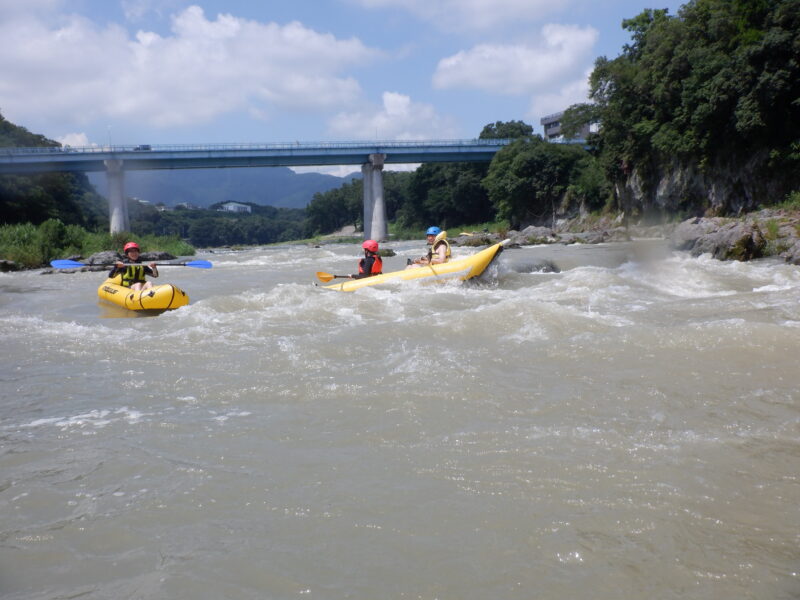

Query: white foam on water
[{"left": 19, "top": 406, "right": 148, "bottom": 430}]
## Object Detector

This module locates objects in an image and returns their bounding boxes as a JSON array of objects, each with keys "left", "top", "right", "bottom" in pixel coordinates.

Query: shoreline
[{"left": 7, "top": 209, "right": 800, "bottom": 273}]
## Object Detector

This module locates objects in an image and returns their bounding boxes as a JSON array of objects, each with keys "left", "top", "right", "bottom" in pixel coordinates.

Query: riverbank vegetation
[{"left": 0, "top": 219, "right": 194, "bottom": 269}]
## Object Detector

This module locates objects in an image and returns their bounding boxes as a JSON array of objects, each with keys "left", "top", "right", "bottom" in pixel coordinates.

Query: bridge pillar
[
  {"left": 362, "top": 153, "right": 387, "bottom": 241},
  {"left": 104, "top": 159, "right": 129, "bottom": 233}
]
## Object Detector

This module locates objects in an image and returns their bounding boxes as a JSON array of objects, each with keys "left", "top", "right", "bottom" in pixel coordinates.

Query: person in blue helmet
[{"left": 407, "top": 226, "right": 451, "bottom": 268}]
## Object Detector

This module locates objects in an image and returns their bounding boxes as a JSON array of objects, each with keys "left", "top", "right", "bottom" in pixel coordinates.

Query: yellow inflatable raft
[
  {"left": 322, "top": 239, "right": 509, "bottom": 292},
  {"left": 97, "top": 275, "right": 189, "bottom": 311}
]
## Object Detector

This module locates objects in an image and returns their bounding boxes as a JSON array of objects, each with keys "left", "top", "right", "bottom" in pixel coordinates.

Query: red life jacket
[{"left": 358, "top": 255, "right": 382, "bottom": 275}]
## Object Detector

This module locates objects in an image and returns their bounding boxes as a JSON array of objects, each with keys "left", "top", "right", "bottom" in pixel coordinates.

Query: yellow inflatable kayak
[
  {"left": 97, "top": 275, "right": 189, "bottom": 311},
  {"left": 322, "top": 239, "right": 509, "bottom": 292}
]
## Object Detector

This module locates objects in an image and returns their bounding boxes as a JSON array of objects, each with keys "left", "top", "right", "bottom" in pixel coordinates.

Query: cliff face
[{"left": 618, "top": 151, "right": 798, "bottom": 219}]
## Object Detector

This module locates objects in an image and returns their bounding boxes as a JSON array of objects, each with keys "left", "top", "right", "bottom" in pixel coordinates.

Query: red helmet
[
  {"left": 123, "top": 242, "right": 140, "bottom": 253},
  {"left": 362, "top": 239, "right": 379, "bottom": 253}
]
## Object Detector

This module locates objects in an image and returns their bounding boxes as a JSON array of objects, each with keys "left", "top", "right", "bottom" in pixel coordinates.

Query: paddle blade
[
  {"left": 182, "top": 260, "right": 212, "bottom": 269},
  {"left": 50, "top": 259, "right": 88, "bottom": 269},
  {"left": 316, "top": 271, "right": 335, "bottom": 283}
]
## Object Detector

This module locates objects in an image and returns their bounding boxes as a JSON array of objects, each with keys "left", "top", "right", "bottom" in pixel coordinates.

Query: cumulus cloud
[
  {"left": 350, "top": 0, "right": 570, "bottom": 31},
  {"left": 432, "top": 24, "right": 597, "bottom": 94},
  {"left": 0, "top": 5, "right": 376, "bottom": 129},
  {"left": 55, "top": 132, "right": 93, "bottom": 148},
  {"left": 328, "top": 91, "right": 459, "bottom": 140},
  {"left": 527, "top": 68, "right": 593, "bottom": 122}
]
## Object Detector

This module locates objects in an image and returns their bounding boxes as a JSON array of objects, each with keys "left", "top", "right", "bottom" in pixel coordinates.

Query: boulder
[
  {"left": 86, "top": 251, "right": 121, "bottom": 265},
  {"left": 141, "top": 251, "right": 176, "bottom": 261},
  {"left": 689, "top": 221, "right": 765, "bottom": 261},
  {"left": 0, "top": 259, "right": 19, "bottom": 272},
  {"left": 781, "top": 240, "right": 800, "bottom": 265},
  {"left": 669, "top": 217, "right": 723, "bottom": 251}
]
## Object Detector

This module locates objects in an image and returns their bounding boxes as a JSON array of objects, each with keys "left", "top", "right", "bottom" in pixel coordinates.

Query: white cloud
[
  {"left": 350, "top": 0, "right": 570, "bottom": 31},
  {"left": 328, "top": 91, "right": 459, "bottom": 140},
  {"left": 527, "top": 69, "right": 593, "bottom": 126},
  {"left": 0, "top": 5, "right": 376, "bottom": 129},
  {"left": 432, "top": 24, "right": 597, "bottom": 94},
  {"left": 291, "top": 165, "right": 365, "bottom": 177},
  {"left": 55, "top": 132, "right": 93, "bottom": 148}
]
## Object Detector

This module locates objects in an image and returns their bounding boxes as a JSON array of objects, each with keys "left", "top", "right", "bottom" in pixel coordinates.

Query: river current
[{"left": 1, "top": 239, "right": 799, "bottom": 599}]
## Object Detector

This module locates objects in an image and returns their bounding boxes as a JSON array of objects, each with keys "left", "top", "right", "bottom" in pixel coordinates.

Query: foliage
[
  {"left": 560, "top": 103, "right": 601, "bottom": 140},
  {"left": 482, "top": 137, "right": 606, "bottom": 228},
  {"left": 0, "top": 219, "right": 195, "bottom": 268},
  {"left": 394, "top": 163, "right": 495, "bottom": 230},
  {"left": 0, "top": 112, "right": 109, "bottom": 230},
  {"left": 779, "top": 190, "right": 800, "bottom": 210},
  {"left": 584, "top": 0, "right": 800, "bottom": 209},
  {"left": 305, "top": 177, "right": 364, "bottom": 235},
  {"left": 479, "top": 120, "right": 534, "bottom": 140}
]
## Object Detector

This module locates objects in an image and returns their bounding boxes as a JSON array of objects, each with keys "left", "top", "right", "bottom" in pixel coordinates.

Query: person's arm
[
  {"left": 414, "top": 249, "right": 431, "bottom": 265},
  {"left": 109, "top": 261, "right": 124, "bottom": 277}
]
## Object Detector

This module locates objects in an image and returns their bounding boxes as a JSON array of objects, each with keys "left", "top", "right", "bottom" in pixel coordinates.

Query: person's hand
[
  {"left": 148, "top": 262, "right": 157, "bottom": 269},
  {"left": 115, "top": 261, "right": 124, "bottom": 268}
]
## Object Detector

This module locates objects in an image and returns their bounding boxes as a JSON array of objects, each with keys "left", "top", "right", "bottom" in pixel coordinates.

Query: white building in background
[
  {"left": 217, "top": 201, "right": 252, "bottom": 213},
  {"left": 540, "top": 111, "right": 598, "bottom": 142}
]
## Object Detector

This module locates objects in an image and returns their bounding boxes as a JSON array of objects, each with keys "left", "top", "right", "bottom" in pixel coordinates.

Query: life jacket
[
  {"left": 427, "top": 238, "right": 451, "bottom": 263},
  {"left": 119, "top": 264, "right": 147, "bottom": 287},
  {"left": 358, "top": 254, "right": 382, "bottom": 275}
]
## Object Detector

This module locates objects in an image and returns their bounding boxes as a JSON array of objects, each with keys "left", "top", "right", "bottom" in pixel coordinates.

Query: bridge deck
[{"left": 0, "top": 140, "right": 511, "bottom": 174}]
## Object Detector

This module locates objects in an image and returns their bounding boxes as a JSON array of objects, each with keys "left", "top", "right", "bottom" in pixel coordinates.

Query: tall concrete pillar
[
  {"left": 104, "top": 158, "right": 129, "bottom": 233},
  {"left": 362, "top": 153, "right": 386, "bottom": 241},
  {"left": 362, "top": 162, "right": 374, "bottom": 238}
]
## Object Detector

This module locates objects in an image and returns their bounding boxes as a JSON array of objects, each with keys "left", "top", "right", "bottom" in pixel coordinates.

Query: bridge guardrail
[{"left": 1, "top": 139, "right": 511, "bottom": 156}]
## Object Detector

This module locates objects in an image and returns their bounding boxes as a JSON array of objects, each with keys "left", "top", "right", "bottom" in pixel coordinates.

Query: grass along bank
[{"left": 0, "top": 219, "right": 195, "bottom": 270}]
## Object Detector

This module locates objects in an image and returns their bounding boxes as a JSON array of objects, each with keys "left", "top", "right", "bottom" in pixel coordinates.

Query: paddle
[
  {"left": 315, "top": 271, "right": 350, "bottom": 283},
  {"left": 50, "top": 259, "right": 213, "bottom": 269}
]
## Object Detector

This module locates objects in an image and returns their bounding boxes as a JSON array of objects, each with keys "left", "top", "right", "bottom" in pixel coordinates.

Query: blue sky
[{"left": 0, "top": 0, "right": 684, "bottom": 174}]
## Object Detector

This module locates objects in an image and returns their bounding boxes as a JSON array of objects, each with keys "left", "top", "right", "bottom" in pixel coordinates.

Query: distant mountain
[{"left": 88, "top": 167, "right": 361, "bottom": 209}]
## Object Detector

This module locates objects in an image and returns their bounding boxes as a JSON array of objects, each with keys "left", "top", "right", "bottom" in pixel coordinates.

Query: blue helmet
[{"left": 426, "top": 226, "right": 441, "bottom": 236}]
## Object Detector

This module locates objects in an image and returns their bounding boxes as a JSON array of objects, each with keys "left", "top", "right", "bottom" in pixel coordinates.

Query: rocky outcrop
[
  {"left": 451, "top": 209, "right": 800, "bottom": 265},
  {"left": 619, "top": 153, "right": 796, "bottom": 217},
  {"left": 669, "top": 210, "right": 800, "bottom": 263},
  {"left": 783, "top": 240, "right": 800, "bottom": 265}
]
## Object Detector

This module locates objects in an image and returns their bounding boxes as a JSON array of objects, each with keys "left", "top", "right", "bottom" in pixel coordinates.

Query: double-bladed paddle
[
  {"left": 50, "top": 259, "right": 213, "bottom": 269},
  {"left": 315, "top": 271, "right": 350, "bottom": 282}
]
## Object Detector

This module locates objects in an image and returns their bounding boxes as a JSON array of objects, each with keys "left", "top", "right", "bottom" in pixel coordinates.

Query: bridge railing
[{"left": 1, "top": 139, "right": 511, "bottom": 156}]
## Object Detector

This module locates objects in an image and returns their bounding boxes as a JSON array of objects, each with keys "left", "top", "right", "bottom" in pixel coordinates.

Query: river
[{"left": 1, "top": 239, "right": 798, "bottom": 599}]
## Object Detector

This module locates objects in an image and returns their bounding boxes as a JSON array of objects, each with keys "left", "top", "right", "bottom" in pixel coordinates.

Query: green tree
[
  {"left": 479, "top": 120, "right": 534, "bottom": 140},
  {"left": 587, "top": 0, "right": 800, "bottom": 214},
  {"left": 483, "top": 137, "right": 596, "bottom": 228},
  {"left": 0, "top": 112, "right": 108, "bottom": 229}
]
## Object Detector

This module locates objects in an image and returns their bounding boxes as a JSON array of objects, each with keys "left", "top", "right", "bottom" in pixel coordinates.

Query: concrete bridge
[{"left": 0, "top": 140, "right": 510, "bottom": 240}]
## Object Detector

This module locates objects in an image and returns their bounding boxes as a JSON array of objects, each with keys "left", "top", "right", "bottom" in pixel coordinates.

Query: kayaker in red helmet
[
  {"left": 349, "top": 239, "right": 383, "bottom": 279},
  {"left": 108, "top": 242, "right": 158, "bottom": 291}
]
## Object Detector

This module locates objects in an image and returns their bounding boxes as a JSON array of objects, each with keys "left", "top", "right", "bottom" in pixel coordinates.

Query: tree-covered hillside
[
  {"left": 0, "top": 112, "right": 108, "bottom": 229},
  {"left": 566, "top": 0, "right": 800, "bottom": 218}
]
